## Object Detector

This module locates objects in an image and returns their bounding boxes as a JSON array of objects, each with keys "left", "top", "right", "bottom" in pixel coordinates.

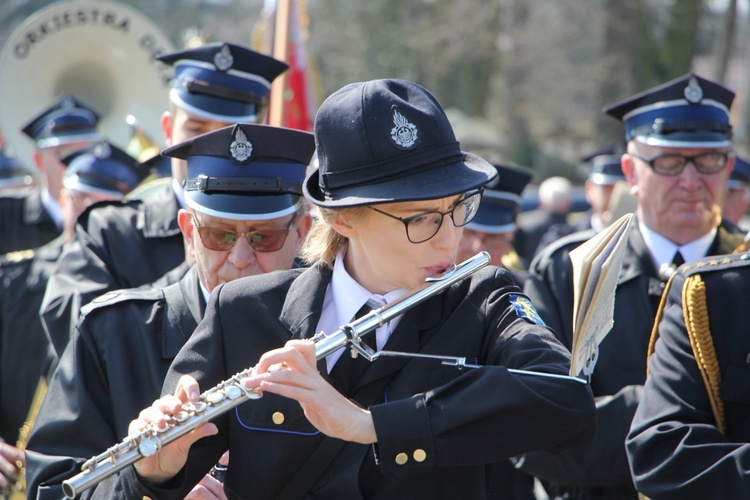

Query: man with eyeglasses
[
  {"left": 25, "top": 124, "right": 315, "bottom": 499},
  {"left": 517, "top": 73, "right": 746, "bottom": 499}
]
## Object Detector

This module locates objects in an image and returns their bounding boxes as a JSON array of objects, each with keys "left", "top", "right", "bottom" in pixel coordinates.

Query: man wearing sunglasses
[
  {"left": 25, "top": 123, "right": 315, "bottom": 499},
  {"left": 517, "top": 73, "right": 746, "bottom": 499},
  {"left": 40, "top": 43, "right": 289, "bottom": 361}
]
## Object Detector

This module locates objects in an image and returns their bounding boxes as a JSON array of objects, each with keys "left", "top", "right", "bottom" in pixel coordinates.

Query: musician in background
[
  {"left": 39, "top": 42, "right": 289, "bottom": 360},
  {"left": 519, "top": 73, "right": 744, "bottom": 499},
  {"left": 25, "top": 123, "right": 315, "bottom": 499},
  {"left": 534, "top": 147, "right": 627, "bottom": 255},
  {"left": 117, "top": 79, "right": 595, "bottom": 499},
  {"left": 722, "top": 153, "right": 750, "bottom": 228},
  {"left": 457, "top": 162, "right": 533, "bottom": 287},
  {"left": 0, "top": 141, "right": 140, "bottom": 495},
  {"left": 0, "top": 94, "right": 101, "bottom": 253}
]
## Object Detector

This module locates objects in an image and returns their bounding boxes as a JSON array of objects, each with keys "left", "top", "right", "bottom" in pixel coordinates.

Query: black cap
[
  {"left": 728, "top": 155, "right": 750, "bottom": 190},
  {"left": 466, "top": 163, "right": 532, "bottom": 234},
  {"left": 164, "top": 123, "right": 315, "bottom": 219},
  {"left": 157, "top": 42, "right": 288, "bottom": 123},
  {"left": 61, "top": 141, "right": 141, "bottom": 196},
  {"left": 304, "top": 79, "right": 497, "bottom": 208},
  {"left": 21, "top": 94, "right": 101, "bottom": 149},
  {"left": 603, "top": 73, "right": 734, "bottom": 148}
]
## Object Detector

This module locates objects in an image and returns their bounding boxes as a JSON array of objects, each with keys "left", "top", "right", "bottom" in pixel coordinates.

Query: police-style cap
[
  {"left": 0, "top": 147, "right": 33, "bottom": 189},
  {"left": 466, "top": 163, "right": 532, "bottom": 234},
  {"left": 157, "top": 42, "right": 288, "bottom": 123},
  {"left": 164, "top": 123, "right": 315, "bottom": 220},
  {"left": 603, "top": 73, "right": 734, "bottom": 148},
  {"left": 586, "top": 154, "right": 625, "bottom": 185},
  {"left": 304, "top": 79, "right": 497, "bottom": 208},
  {"left": 728, "top": 155, "right": 750, "bottom": 190},
  {"left": 61, "top": 141, "right": 141, "bottom": 197},
  {"left": 21, "top": 94, "right": 101, "bottom": 149}
]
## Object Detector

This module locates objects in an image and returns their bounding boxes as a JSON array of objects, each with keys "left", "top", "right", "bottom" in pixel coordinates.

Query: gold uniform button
[
  {"left": 413, "top": 449, "right": 426, "bottom": 462},
  {"left": 395, "top": 452, "right": 408, "bottom": 465},
  {"left": 272, "top": 412, "right": 285, "bottom": 425}
]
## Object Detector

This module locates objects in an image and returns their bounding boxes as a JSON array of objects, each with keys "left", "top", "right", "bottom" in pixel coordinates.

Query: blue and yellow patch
[{"left": 510, "top": 294, "right": 545, "bottom": 326}]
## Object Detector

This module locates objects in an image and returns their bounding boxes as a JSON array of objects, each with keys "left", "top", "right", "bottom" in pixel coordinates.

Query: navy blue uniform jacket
[
  {"left": 627, "top": 252, "right": 750, "bottom": 499},
  {"left": 117, "top": 262, "right": 596, "bottom": 499}
]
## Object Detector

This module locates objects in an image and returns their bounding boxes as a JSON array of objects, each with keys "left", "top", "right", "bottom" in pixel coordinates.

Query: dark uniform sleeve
[
  {"left": 626, "top": 271, "right": 750, "bottom": 499},
  {"left": 40, "top": 236, "right": 115, "bottom": 360},
  {"left": 26, "top": 324, "right": 135, "bottom": 499},
  {"left": 370, "top": 272, "right": 596, "bottom": 473},
  {"left": 520, "top": 238, "right": 641, "bottom": 486}
]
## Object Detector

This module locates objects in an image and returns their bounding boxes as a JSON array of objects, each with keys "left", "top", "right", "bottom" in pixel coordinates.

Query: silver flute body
[{"left": 62, "top": 251, "right": 491, "bottom": 498}]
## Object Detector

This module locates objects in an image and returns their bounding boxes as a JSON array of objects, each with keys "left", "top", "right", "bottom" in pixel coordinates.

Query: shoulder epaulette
[
  {"left": 81, "top": 287, "right": 164, "bottom": 317},
  {"left": 677, "top": 251, "right": 749, "bottom": 278}
]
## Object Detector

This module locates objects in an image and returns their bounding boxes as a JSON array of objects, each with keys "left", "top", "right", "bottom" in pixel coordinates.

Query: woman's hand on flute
[
  {"left": 128, "top": 375, "right": 218, "bottom": 483},
  {"left": 244, "top": 339, "right": 377, "bottom": 445}
]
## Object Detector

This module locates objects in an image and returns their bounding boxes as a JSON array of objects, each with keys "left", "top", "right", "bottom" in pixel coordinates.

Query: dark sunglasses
[{"left": 191, "top": 212, "right": 297, "bottom": 252}]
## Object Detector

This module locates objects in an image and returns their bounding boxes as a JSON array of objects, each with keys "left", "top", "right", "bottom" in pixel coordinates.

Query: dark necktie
[
  {"left": 672, "top": 250, "right": 685, "bottom": 267},
  {"left": 330, "top": 304, "right": 374, "bottom": 395}
]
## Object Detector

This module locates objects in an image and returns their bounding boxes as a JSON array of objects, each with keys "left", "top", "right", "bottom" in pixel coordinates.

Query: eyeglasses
[
  {"left": 191, "top": 212, "right": 297, "bottom": 252},
  {"left": 368, "top": 190, "right": 483, "bottom": 244},
  {"left": 630, "top": 151, "right": 729, "bottom": 176}
]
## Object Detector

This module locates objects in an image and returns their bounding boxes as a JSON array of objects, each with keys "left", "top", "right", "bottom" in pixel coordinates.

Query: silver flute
[{"left": 62, "top": 252, "right": 491, "bottom": 498}]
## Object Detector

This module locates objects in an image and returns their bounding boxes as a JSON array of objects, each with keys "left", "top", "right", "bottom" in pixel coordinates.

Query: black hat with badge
[
  {"left": 157, "top": 42, "right": 288, "bottom": 124},
  {"left": 465, "top": 163, "right": 532, "bottom": 234},
  {"left": 163, "top": 123, "right": 315, "bottom": 219},
  {"left": 304, "top": 79, "right": 497, "bottom": 208},
  {"left": 61, "top": 141, "right": 142, "bottom": 197},
  {"left": 603, "top": 73, "right": 734, "bottom": 148},
  {"left": 21, "top": 94, "right": 101, "bottom": 149}
]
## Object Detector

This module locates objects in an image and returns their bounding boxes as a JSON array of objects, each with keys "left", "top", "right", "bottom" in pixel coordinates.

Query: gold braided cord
[
  {"left": 682, "top": 274, "right": 726, "bottom": 435},
  {"left": 646, "top": 274, "right": 676, "bottom": 377}
]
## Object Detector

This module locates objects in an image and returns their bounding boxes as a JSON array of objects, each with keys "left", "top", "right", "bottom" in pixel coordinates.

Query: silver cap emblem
[
  {"left": 229, "top": 127, "right": 253, "bottom": 162},
  {"left": 684, "top": 76, "right": 703, "bottom": 104},
  {"left": 390, "top": 109, "right": 418, "bottom": 149},
  {"left": 93, "top": 141, "right": 111, "bottom": 159},
  {"left": 214, "top": 44, "right": 234, "bottom": 72},
  {"left": 61, "top": 96, "right": 76, "bottom": 109}
]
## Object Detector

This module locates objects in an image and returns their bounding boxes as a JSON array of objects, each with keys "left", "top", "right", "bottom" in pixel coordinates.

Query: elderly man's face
[
  {"left": 179, "top": 208, "right": 312, "bottom": 292},
  {"left": 623, "top": 142, "right": 734, "bottom": 245}
]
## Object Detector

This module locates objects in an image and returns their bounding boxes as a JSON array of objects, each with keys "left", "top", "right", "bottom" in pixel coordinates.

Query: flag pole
[{"left": 269, "top": 0, "right": 291, "bottom": 126}]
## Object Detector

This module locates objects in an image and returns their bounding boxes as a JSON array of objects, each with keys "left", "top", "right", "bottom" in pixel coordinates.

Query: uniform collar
[{"left": 638, "top": 220, "right": 716, "bottom": 269}]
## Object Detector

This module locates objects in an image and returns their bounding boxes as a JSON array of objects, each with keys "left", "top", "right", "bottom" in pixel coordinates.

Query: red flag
[{"left": 283, "top": 0, "right": 315, "bottom": 131}]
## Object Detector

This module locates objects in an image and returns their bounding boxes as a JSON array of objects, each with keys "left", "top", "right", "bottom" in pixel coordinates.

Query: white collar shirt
[{"left": 316, "top": 248, "right": 409, "bottom": 373}]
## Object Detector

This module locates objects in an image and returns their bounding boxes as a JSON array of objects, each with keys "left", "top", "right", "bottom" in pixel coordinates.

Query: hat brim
[
  {"left": 303, "top": 152, "right": 497, "bottom": 208},
  {"left": 186, "top": 192, "right": 300, "bottom": 220},
  {"left": 635, "top": 131, "right": 732, "bottom": 149}
]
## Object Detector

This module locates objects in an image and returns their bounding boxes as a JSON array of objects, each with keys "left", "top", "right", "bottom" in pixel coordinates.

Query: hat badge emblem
[
  {"left": 93, "top": 141, "right": 111, "bottom": 159},
  {"left": 214, "top": 45, "right": 234, "bottom": 72},
  {"left": 60, "top": 96, "right": 75, "bottom": 110},
  {"left": 390, "top": 109, "right": 418, "bottom": 149},
  {"left": 684, "top": 76, "right": 703, "bottom": 104},
  {"left": 229, "top": 127, "right": 253, "bottom": 162}
]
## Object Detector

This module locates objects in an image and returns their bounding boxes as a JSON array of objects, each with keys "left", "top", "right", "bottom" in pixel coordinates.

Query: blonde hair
[{"left": 300, "top": 206, "right": 368, "bottom": 268}]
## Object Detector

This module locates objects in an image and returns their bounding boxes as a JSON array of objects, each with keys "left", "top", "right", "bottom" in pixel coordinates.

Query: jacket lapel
[{"left": 355, "top": 294, "right": 444, "bottom": 391}]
